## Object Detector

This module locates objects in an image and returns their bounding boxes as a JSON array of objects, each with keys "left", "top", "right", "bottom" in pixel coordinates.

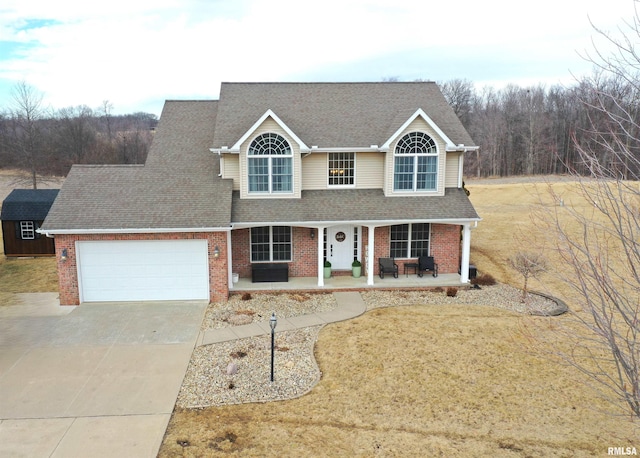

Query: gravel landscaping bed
[{"left": 177, "top": 284, "right": 564, "bottom": 408}]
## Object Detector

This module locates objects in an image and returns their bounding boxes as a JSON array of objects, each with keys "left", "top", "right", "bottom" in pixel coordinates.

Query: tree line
[
  {"left": 440, "top": 75, "right": 640, "bottom": 179},
  {"left": 2, "top": 74, "right": 640, "bottom": 187},
  {"left": 0, "top": 82, "right": 156, "bottom": 188}
]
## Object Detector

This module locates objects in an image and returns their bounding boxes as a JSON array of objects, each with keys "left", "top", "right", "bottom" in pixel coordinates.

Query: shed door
[{"left": 77, "top": 240, "right": 209, "bottom": 302}]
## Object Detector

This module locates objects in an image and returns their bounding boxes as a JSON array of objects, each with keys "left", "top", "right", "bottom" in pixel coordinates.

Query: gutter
[
  {"left": 446, "top": 145, "right": 479, "bottom": 153},
  {"left": 231, "top": 217, "right": 482, "bottom": 229},
  {"left": 37, "top": 226, "right": 232, "bottom": 237}
]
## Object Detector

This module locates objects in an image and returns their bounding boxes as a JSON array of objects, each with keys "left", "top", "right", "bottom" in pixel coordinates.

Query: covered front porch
[{"left": 230, "top": 272, "right": 464, "bottom": 293}]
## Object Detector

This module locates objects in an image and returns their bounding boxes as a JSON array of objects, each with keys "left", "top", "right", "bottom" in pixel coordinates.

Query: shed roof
[{"left": 1, "top": 189, "right": 59, "bottom": 221}]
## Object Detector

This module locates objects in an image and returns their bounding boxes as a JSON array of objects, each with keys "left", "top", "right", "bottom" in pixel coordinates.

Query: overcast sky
[{"left": 0, "top": 0, "right": 634, "bottom": 116}]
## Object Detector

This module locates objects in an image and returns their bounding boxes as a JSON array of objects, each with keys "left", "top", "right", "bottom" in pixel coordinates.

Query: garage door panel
[{"left": 77, "top": 240, "right": 210, "bottom": 302}]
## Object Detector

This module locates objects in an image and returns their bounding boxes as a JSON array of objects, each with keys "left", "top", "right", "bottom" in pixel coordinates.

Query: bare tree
[
  {"left": 7, "top": 81, "right": 47, "bottom": 188},
  {"left": 509, "top": 251, "right": 547, "bottom": 301},
  {"left": 540, "top": 3, "right": 640, "bottom": 419}
]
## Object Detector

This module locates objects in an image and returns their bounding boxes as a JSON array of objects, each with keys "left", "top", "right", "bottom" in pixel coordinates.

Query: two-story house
[{"left": 41, "top": 82, "right": 480, "bottom": 305}]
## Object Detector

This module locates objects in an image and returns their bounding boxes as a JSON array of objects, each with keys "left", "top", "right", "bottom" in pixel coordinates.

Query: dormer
[
  {"left": 382, "top": 109, "right": 463, "bottom": 197},
  {"left": 213, "top": 109, "right": 307, "bottom": 199}
]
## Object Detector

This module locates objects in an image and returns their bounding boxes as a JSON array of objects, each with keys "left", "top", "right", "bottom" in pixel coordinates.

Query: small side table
[{"left": 404, "top": 262, "right": 419, "bottom": 277}]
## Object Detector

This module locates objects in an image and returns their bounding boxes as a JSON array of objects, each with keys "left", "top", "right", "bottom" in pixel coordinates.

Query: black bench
[{"left": 251, "top": 263, "right": 289, "bottom": 283}]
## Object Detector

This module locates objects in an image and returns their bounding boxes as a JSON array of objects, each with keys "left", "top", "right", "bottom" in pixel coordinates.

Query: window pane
[
  {"left": 416, "top": 156, "right": 437, "bottom": 191},
  {"left": 251, "top": 227, "right": 270, "bottom": 261},
  {"left": 20, "top": 221, "right": 35, "bottom": 240},
  {"left": 248, "top": 158, "right": 269, "bottom": 192},
  {"left": 393, "top": 156, "right": 414, "bottom": 190},
  {"left": 272, "top": 226, "right": 291, "bottom": 261},
  {"left": 394, "top": 132, "right": 437, "bottom": 192},
  {"left": 390, "top": 224, "right": 409, "bottom": 258},
  {"left": 410, "top": 223, "right": 430, "bottom": 257},
  {"left": 248, "top": 133, "right": 292, "bottom": 193},
  {"left": 271, "top": 157, "right": 292, "bottom": 192},
  {"left": 329, "top": 152, "right": 355, "bottom": 186}
]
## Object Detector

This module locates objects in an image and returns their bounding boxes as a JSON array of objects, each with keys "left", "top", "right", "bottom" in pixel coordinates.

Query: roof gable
[
  {"left": 381, "top": 108, "right": 457, "bottom": 151},
  {"left": 224, "top": 109, "right": 309, "bottom": 152}
]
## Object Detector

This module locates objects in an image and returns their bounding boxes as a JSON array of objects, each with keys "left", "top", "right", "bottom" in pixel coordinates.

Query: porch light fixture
[
  {"left": 270, "top": 312, "right": 277, "bottom": 382},
  {"left": 310, "top": 228, "right": 315, "bottom": 240},
  {"left": 213, "top": 246, "right": 220, "bottom": 258},
  {"left": 61, "top": 248, "right": 68, "bottom": 262}
]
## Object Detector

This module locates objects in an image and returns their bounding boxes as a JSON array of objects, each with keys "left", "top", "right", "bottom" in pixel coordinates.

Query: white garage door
[{"left": 77, "top": 240, "right": 209, "bottom": 302}]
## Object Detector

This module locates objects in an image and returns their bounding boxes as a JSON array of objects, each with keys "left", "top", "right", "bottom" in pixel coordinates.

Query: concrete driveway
[{"left": 0, "top": 293, "right": 207, "bottom": 458}]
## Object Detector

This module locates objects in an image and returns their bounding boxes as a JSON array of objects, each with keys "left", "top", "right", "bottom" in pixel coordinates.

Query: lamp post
[{"left": 270, "top": 312, "right": 277, "bottom": 382}]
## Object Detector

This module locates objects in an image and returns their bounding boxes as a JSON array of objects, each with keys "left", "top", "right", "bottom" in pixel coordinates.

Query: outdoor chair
[
  {"left": 418, "top": 256, "right": 439, "bottom": 277},
  {"left": 378, "top": 257, "right": 399, "bottom": 279}
]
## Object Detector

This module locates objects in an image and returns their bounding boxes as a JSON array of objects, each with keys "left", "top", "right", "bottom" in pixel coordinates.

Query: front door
[{"left": 326, "top": 225, "right": 357, "bottom": 269}]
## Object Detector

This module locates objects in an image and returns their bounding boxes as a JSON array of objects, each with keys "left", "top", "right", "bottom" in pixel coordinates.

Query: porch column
[
  {"left": 367, "top": 225, "right": 375, "bottom": 286},
  {"left": 317, "top": 227, "right": 325, "bottom": 287},
  {"left": 227, "top": 230, "right": 233, "bottom": 290},
  {"left": 460, "top": 223, "right": 471, "bottom": 283}
]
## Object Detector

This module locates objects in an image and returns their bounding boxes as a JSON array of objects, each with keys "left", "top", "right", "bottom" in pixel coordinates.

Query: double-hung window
[
  {"left": 251, "top": 226, "right": 292, "bottom": 262},
  {"left": 393, "top": 132, "right": 438, "bottom": 192},
  {"left": 248, "top": 133, "right": 292, "bottom": 193},
  {"left": 390, "top": 223, "right": 430, "bottom": 258},
  {"left": 20, "top": 221, "right": 35, "bottom": 240}
]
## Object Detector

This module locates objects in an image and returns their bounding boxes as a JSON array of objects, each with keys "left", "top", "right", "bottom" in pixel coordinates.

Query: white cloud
[{"left": 0, "top": 0, "right": 634, "bottom": 114}]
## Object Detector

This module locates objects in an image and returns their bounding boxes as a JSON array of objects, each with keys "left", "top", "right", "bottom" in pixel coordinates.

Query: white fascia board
[
  {"left": 229, "top": 109, "right": 309, "bottom": 152},
  {"left": 305, "top": 147, "right": 383, "bottom": 153},
  {"left": 381, "top": 108, "right": 457, "bottom": 150},
  {"left": 231, "top": 217, "right": 481, "bottom": 229},
  {"left": 37, "top": 227, "right": 232, "bottom": 236}
]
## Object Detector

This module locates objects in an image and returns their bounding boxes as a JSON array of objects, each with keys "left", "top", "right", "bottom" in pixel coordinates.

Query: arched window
[
  {"left": 393, "top": 132, "right": 438, "bottom": 191},
  {"left": 248, "top": 133, "right": 292, "bottom": 193}
]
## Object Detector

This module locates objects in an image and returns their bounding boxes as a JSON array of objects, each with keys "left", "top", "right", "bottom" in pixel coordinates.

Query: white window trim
[
  {"left": 247, "top": 133, "right": 294, "bottom": 195},
  {"left": 393, "top": 131, "right": 439, "bottom": 193},
  {"left": 389, "top": 223, "right": 431, "bottom": 259},
  {"left": 20, "top": 221, "right": 35, "bottom": 240},
  {"left": 327, "top": 152, "right": 356, "bottom": 188},
  {"left": 250, "top": 226, "right": 293, "bottom": 262}
]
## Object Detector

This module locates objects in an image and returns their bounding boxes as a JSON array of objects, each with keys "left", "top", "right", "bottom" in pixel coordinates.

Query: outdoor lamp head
[{"left": 270, "top": 312, "right": 277, "bottom": 330}]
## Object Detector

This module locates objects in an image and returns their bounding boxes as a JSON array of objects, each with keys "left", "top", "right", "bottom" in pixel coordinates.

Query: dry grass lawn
[
  {"left": 159, "top": 178, "right": 639, "bottom": 457},
  {"left": 0, "top": 232, "right": 58, "bottom": 305},
  {"left": 0, "top": 170, "right": 61, "bottom": 305}
]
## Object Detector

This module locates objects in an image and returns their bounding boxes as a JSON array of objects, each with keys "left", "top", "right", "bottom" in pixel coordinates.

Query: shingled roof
[
  {"left": 212, "top": 82, "right": 475, "bottom": 149},
  {"left": 42, "top": 101, "right": 233, "bottom": 231},
  {"left": 42, "top": 82, "right": 478, "bottom": 233},
  {"left": 1, "top": 189, "right": 59, "bottom": 221},
  {"left": 231, "top": 188, "right": 479, "bottom": 225}
]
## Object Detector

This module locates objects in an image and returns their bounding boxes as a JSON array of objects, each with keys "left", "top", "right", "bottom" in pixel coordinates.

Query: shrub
[
  {"left": 446, "top": 287, "right": 458, "bottom": 297},
  {"left": 241, "top": 292, "right": 252, "bottom": 301},
  {"left": 472, "top": 273, "right": 497, "bottom": 286}
]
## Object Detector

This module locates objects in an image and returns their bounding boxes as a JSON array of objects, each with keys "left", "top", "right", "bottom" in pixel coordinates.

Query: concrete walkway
[
  {"left": 197, "top": 291, "right": 367, "bottom": 346},
  {"left": 0, "top": 291, "right": 366, "bottom": 457}
]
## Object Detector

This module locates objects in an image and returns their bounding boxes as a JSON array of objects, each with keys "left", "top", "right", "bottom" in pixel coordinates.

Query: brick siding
[
  {"left": 55, "top": 224, "right": 462, "bottom": 305},
  {"left": 55, "top": 232, "right": 229, "bottom": 306}
]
